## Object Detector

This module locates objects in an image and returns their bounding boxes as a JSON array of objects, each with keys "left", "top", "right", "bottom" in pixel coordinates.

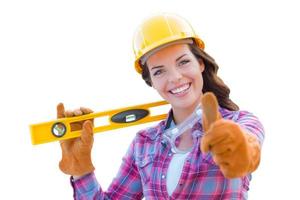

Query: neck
[
  {"left": 171, "top": 100, "right": 201, "bottom": 150},
  {"left": 172, "top": 101, "right": 200, "bottom": 124}
]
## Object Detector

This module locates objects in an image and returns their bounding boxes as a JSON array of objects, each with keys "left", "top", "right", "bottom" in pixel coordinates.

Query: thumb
[
  {"left": 81, "top": 120, "right": 94, "bottom": 145},
  {"left": 201, "top": 92, "right": 221, "bottom": 132},
  {"left": 201, "top": 92, "right": 222, "bottom": 153},
  {"left": 57, "top": 103, "right": 65, "bottom": 119}
]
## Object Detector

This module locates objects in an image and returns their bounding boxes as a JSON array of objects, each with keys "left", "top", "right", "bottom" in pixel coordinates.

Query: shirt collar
[
  {"left": 139, "top": 108, "right": 173, "bottom": 140},
  {"left": 140, "top": 106, "right": 229, "bottom": 140}
]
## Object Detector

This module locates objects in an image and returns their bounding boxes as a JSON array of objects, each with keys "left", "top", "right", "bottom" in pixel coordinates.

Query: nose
[{"left": 168, "top": 68, "right": 183, "bottom": 83}]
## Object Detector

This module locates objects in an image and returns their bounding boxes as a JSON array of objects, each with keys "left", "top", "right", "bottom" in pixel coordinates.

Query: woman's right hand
[{"left": 57, "top": 103, "right": 95, "bottom": 177}]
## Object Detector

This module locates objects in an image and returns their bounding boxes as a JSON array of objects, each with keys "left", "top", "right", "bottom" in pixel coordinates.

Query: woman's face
[{"left": 146, "top": 43, "right": 205, "bottom": 111}]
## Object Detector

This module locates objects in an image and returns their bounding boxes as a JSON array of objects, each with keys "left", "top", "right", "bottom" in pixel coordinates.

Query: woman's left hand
[{"left": 200, "top": 93, "right": 261, "bottom": 178}]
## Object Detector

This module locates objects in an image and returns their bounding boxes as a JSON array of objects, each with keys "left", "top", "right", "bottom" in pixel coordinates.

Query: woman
[{"left": 57, "top": 13, "right": 264, "bottom": 199}]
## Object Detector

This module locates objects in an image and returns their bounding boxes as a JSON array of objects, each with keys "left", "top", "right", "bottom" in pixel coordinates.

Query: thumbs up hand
[{"left": 200, "top": 92, "right": 261, "bottom": 178}]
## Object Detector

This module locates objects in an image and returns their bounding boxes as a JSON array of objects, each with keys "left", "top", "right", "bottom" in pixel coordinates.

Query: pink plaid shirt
[{"left": 71, "top": 107, "right": 264, "bottom": 200}]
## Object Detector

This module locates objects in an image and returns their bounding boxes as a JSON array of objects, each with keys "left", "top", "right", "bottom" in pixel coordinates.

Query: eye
[
  {"left": 178, "top": 59, "right": 190, "bottom": 66},
  {"left": 153, "top": 69, "right": 164, "bottom": 76}
]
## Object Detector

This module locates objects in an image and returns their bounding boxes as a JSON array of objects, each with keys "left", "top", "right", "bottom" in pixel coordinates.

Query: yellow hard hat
[{"left": 133, "top": 13, "right": 205, "bottom": 74}]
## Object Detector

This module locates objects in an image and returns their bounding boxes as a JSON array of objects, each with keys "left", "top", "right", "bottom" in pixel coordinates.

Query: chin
[{"left": 169, "top": 96, "right": 199, "bottom": 110}]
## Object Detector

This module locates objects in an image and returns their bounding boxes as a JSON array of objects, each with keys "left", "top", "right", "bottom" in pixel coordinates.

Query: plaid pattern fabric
[{"left": 71, "top": 107, "right": 264, "bottom": 200}]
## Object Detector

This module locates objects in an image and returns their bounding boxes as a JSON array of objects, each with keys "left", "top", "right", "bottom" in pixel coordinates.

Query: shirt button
[{"left": 162, "top": 174, "right": 166, "bottom": 179}]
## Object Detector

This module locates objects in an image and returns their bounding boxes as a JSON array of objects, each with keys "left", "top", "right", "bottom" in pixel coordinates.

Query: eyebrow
[
  {"left": 176, "top": 54, "right": 187, "bottom": 62},
  {"left": 150, "top": 65, "right": 164, "bottom": 71},
  {"left": 150, "top": 54, "right": 188, "bottom": 71}
]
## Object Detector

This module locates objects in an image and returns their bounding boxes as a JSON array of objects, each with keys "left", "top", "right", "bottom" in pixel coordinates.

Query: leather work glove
[
  {"left": 200, "top": 92, "right": 261, "bottom": 178},
  {"left": 57, "top": 103, "right": 95, "bottom": 176}
]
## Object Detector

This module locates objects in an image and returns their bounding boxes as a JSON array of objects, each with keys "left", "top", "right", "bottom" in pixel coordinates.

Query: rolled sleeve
[
  {"left": 71, "top": 172, "right": 101, "bottom": 200},
  {"left": 237, "top": 111, "right": 265, "bottom": 146}
]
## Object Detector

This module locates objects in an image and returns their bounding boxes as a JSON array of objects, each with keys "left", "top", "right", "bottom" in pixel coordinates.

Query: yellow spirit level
[{"left": 30, "top": 101, "right": 169, "bottom": 145}]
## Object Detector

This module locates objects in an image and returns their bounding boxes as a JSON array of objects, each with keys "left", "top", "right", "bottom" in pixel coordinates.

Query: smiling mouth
[{"left": 169, "top": 83, "right": 191, "bottom": 95}]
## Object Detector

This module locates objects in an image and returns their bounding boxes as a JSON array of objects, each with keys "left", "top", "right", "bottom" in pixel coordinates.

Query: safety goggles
[{"left": 162, "top": 105, "right": 203, "bottom": 154}]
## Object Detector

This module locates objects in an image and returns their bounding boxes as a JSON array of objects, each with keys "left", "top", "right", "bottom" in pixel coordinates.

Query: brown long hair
[{"left": 140, "top": 43, "right": 239, "bottom": 111}]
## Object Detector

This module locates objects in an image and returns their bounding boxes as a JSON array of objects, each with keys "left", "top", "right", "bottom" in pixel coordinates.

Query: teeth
[{"left": 170, "top": 84, "right": 190, "bottom": 94}]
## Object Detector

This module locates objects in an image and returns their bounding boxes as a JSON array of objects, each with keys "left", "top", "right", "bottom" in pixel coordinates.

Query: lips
[{"left": 169, "top": 83, "right": 191, "bottom": 95}]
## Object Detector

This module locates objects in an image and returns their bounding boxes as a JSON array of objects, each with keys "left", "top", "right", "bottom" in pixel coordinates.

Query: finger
[
  {"left": 80, "top": 107, "right": 94, "bottom": 125},
  {"left": 201, "top": 92, "right": 221, "bottom": 132},
  {"left": 206, "top": 119, "right": 242, "bottom": 147},
  {"left": 65, "top": 110, "right": 75, "bottom": 117},
  {"left": 81, "top": 120, "right": 93, "bottom": 145},
  {"left": 200, "top": 120, "right": 233, "bottom": 153},
  {"left": 201, "top": 131, "right": 230, "bottom": 153},
  {"left": 212, "top": 152, "right": 231, "bottom": 167},
  {"left": 81, "top": 108, "right": 93, "bottom": 115},
  {"left": 57, "top": 103, "right": 65, "bottom": 119},
  {"left": 211, "top": 141, "right": 234, "bottom": 155},
  {"left": 80, "top": 107, "right": 94, "bottom": 115},
  {"left": 74, "top": 109, "right": 83, "bottom": 116}
]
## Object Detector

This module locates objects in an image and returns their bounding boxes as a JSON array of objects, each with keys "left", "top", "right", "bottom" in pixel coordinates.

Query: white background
[{"left": 1, "top": 0, "right": 299, "bottom": 199}]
